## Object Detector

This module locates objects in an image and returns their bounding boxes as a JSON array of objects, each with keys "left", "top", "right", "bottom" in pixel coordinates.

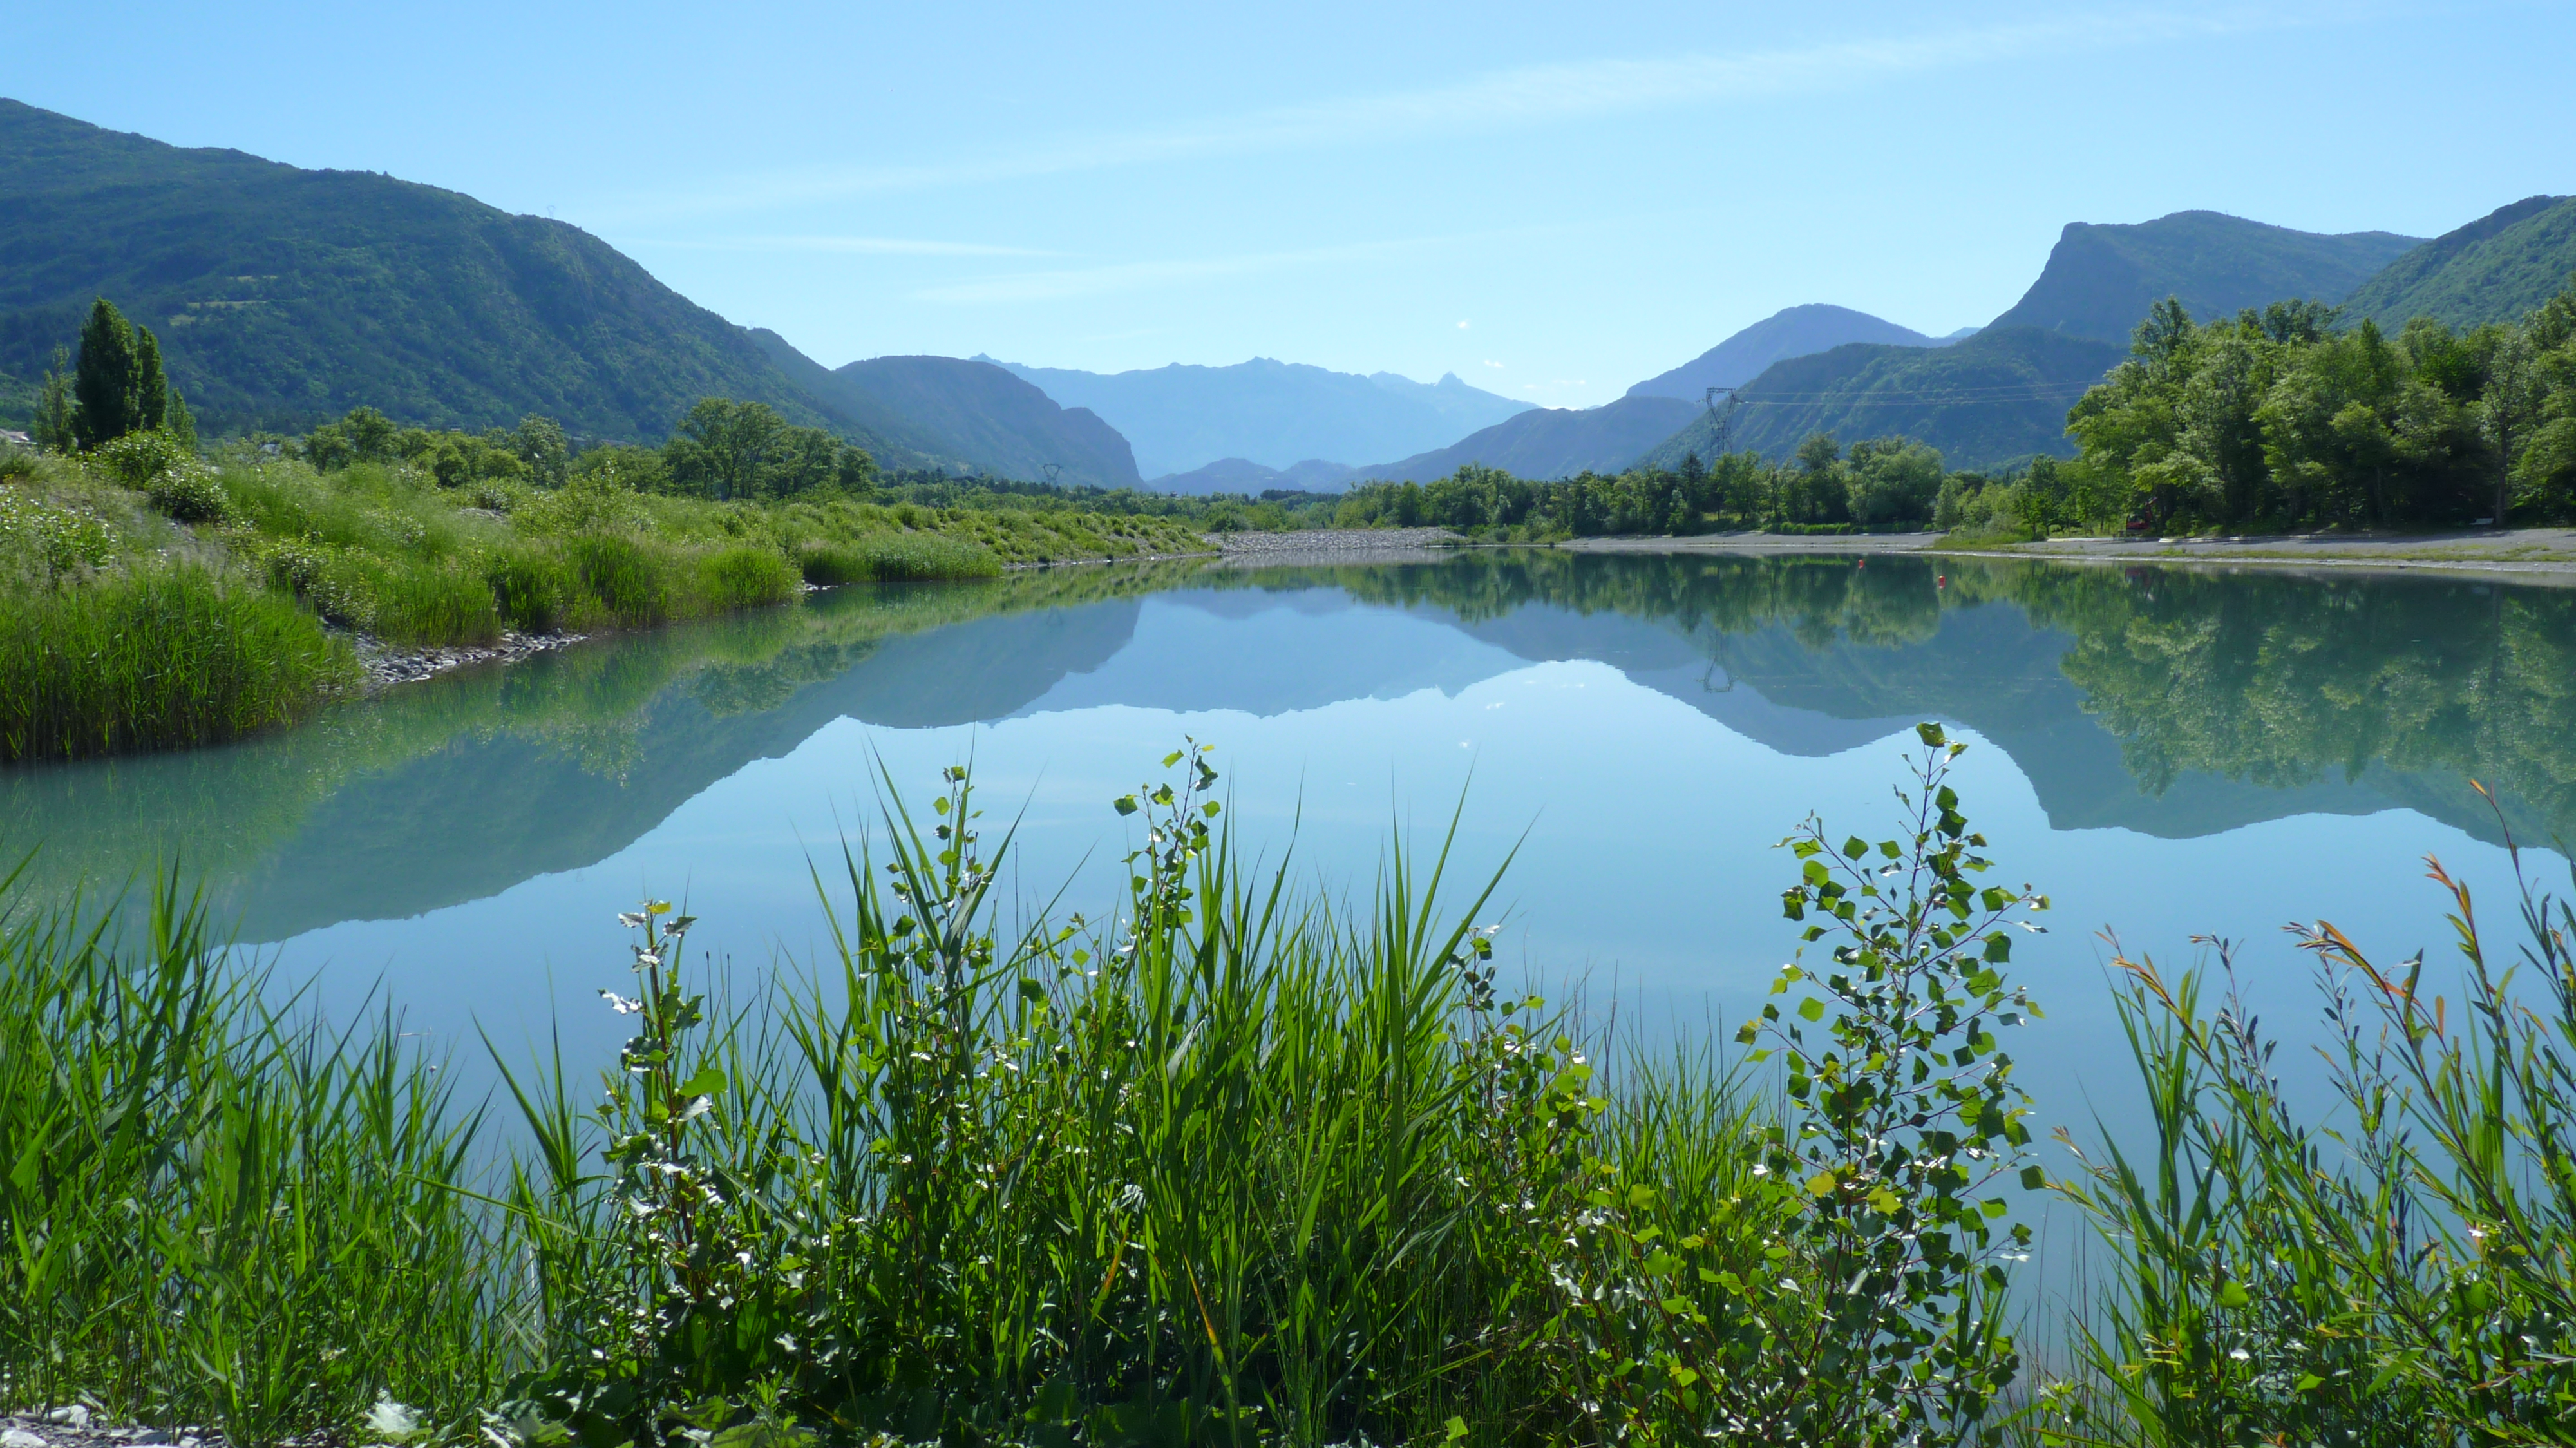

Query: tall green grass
[
  {"left": 487, "top": 749, "right": 1812, "bottom": 1445},
  {"left": 696, "top": 544, "right": 801, "bottom": 610},
  {"left": 565, "top": 533, "right": 677, "bottom": 627},
  {"left": 2037, "top": 820, "right": 2576, "bottom": 1445},
  {"left": 0, "top": 568, "right": 359, "bottom": 761},
  {"left": 369, "top": 558, "right": 504, "bottom": 647},
  {"left": 0, "top": 737, "right": 2070, "bottom": 1445},
  {"left": 484, "top": 546, "right": 576, "bottom": 633},
  {"left": 796, "top": 531, "right": 1003, "bottom": 584},
  {"left": 0, "top": 866, "right": 505, "bottom": 1442}
]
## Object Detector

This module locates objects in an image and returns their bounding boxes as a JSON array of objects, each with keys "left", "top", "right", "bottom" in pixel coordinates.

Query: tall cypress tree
[
  {"left": 70, "top": 298, "right": 140, "bottom": 450},
  {"left": 33, "top": 347, "right": 76, "bottom": 453},
  {"left": 166, "top": 388, "right": 198, "bottom": 450},
  {"left": 132, "top": 324, "right": 169, "bottom": 433}
]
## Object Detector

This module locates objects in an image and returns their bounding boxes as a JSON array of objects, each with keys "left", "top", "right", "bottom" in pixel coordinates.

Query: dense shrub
[{"left": 0, "top": 490, "right": 120, "bottom": 582}]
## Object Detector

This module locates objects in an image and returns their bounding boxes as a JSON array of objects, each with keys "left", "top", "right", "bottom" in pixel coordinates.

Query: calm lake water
[{"left": 12, "top": 549, "right": 2572, "bottom": 1255}]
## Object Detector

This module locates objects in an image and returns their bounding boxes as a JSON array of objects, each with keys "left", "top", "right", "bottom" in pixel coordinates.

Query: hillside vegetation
[
  {"left": 1642, "top": 327, "right": 2126, "bottom": 472},
  {"left": 825, "top": 356, "right": 1141, "bottom": 490},
  {"left": 0, "top": 381, "right": 1211, "bottom": 761},
  {"left": 1986, "top": 209, "right": 2420, "bottom": 345},
  {"left": 0, "top": 100, "right": 878, "bottom": 447},
  {"left": 2344, "top": 194, "right": 2576, "bottom": 330},
  {"left": 1354, "top": 394, "right": 1699, "bottom": 482}
]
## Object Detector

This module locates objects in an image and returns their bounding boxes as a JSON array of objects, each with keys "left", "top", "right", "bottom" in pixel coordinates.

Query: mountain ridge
[
  {"left": 1352, "top": 395, "right": 1700, "bottom": 482},
  {"left": 2342, "top": 195, "right": 2576, "bottom": 330},
  {"left": 1626, "top": 304, "right": 1938, "bottom": 400},
  {"left": 1988, "top": 210, "right": 2421, "bottom": 343},
  {"left": 828, "top": 356, "right": 1142, "bottom": 490},
  {"left": 990, "top": 355, "right": 1531, "bottom": 477},
  {"left": 0, "top": 97, "right": 879, "bottom": 446}
]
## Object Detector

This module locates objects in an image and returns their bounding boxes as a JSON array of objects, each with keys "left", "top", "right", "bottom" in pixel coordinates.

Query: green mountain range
[
  {"left": 0, "top": 98, "right": 1165, "bottom": 488},
  {"left": 2342, "top": 195, "right": 2576, "bottom": 330},
  {"left": 989, "top": 356, "right": 1531, "bottom": 478},
  {"left": 821, "top": 356, "right": 1141, "bottom": 490},
  {"left": 1636, "top": 327, "right": 2125, "bottom": 473},
  {"left": 1146, "top": 458, "right": 1360, "bottom": 495},
  {"left": 0, "top": 98, "right": 882, "bottom": 446}
]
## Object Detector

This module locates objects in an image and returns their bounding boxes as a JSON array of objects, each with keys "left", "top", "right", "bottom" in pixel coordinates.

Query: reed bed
[
  {"left": 797, "top": 532, "right": 1003, "bottom": 585},
  {"left": 0, "top": 864, "right": 504, "bottom": 1441},
  {"left": 0, "top": 441, "right": 1202, "bottom": 763},
  {"left": 0, "top": 567, "right": 359, "bottom": 760}
]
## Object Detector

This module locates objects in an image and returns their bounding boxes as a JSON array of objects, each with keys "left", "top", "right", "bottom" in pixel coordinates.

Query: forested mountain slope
[
  {"left": 2343, "top": 195, "right": 2576, "bottom": 330},
  {"left": 1352, "top": 395, "right": 1698, "bottom": 481},
  {"left": 1636, "top": 327, "right": 2125, "bottom": 472},
  {"left": 1626, "top": 304, "right": 1937, "bottom": 399},
  {"left": 1987, "top": 211, "right": 2420, "bottom": 345},
  {"left": 0, "top": 98, "right": 876, "bottom": 444},
  {"left": 826, "top": 356, "right": 1141, "bottom": 490},
  {"left": 992, "top": 356, "right": 1530, "bottom": 477}
]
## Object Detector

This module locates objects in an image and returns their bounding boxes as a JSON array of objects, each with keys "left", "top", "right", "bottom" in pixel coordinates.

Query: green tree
[
  {"left": 658, "top": 397, "right": 874, "bottom": 501},
  {"left": 71, "top": 298, "right": 168, "bottom": 451},
  {"left": 32, "top": 347, "right": 75, "bottom": 453},
  {"left": 2479, "top": 329, "right": 2545, "bottom": 521},
  {"left": 1845, "top": 438, "right": 1944, "bottom": 526},
  {"left": 131, "top": 326, "right": 169, "bottom": 433},
  {"left": 344, "top": 406, "right": 398, "bottom": 462},
  {"left": 663, "top": 398, "right": 786, "bottom": 500},
  {"left": 165, "top": 388, "right": 197, "bottom": 452},
  {"left": 513, "top": 415, "right": 572, "bottom": 488}
]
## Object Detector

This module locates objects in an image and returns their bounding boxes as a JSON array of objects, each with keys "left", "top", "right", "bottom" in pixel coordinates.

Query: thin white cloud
[
  {"left": 626, "top": 234, "right": 1056, "bottom": 257},
  {"left": 914, "top": 237, "right": 1441, "bottom": 304},
  {"left": 589, "top": 6, "right": 2309, "bottom": 223}
]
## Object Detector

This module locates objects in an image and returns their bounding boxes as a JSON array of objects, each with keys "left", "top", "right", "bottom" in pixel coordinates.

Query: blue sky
[{"left": 12, "top": 1, "right": 2570, "bottom": 405}]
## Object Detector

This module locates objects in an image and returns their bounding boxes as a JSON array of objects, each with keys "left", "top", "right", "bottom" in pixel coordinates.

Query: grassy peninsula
[{"left": 0, "top": 323, "right": 1213, "bottom": 763}]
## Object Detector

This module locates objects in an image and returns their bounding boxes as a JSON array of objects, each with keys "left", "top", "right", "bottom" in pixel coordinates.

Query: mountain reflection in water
[{"left": 8, "top": 551, "right": 2570, "bottom": 946}]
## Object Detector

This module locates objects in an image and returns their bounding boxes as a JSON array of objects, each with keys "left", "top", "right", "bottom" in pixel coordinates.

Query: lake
[{"left": 11, "top": 548, "right": 2571, "bottom": 1265}]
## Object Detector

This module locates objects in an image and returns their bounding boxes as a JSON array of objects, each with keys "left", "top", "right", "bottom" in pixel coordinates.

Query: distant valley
[{"left": 985, "top": 357, "right": 1531, "bottom": 481}]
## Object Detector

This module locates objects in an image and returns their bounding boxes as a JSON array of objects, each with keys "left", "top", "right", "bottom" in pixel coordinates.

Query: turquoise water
[{"left": 12, "top": 551, "right": 2571, "bottom": 1212}]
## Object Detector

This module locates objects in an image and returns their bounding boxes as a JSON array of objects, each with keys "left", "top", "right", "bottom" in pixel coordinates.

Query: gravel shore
[
  {"left": 1207, "top": 528, "right": 1465, "bottom": 565},
  {"left": 1, "top": 1409, "right": 231, "bottom": 1448},
  {"left": 354, "top": 628, "right": 588, "bottom": 691}
]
